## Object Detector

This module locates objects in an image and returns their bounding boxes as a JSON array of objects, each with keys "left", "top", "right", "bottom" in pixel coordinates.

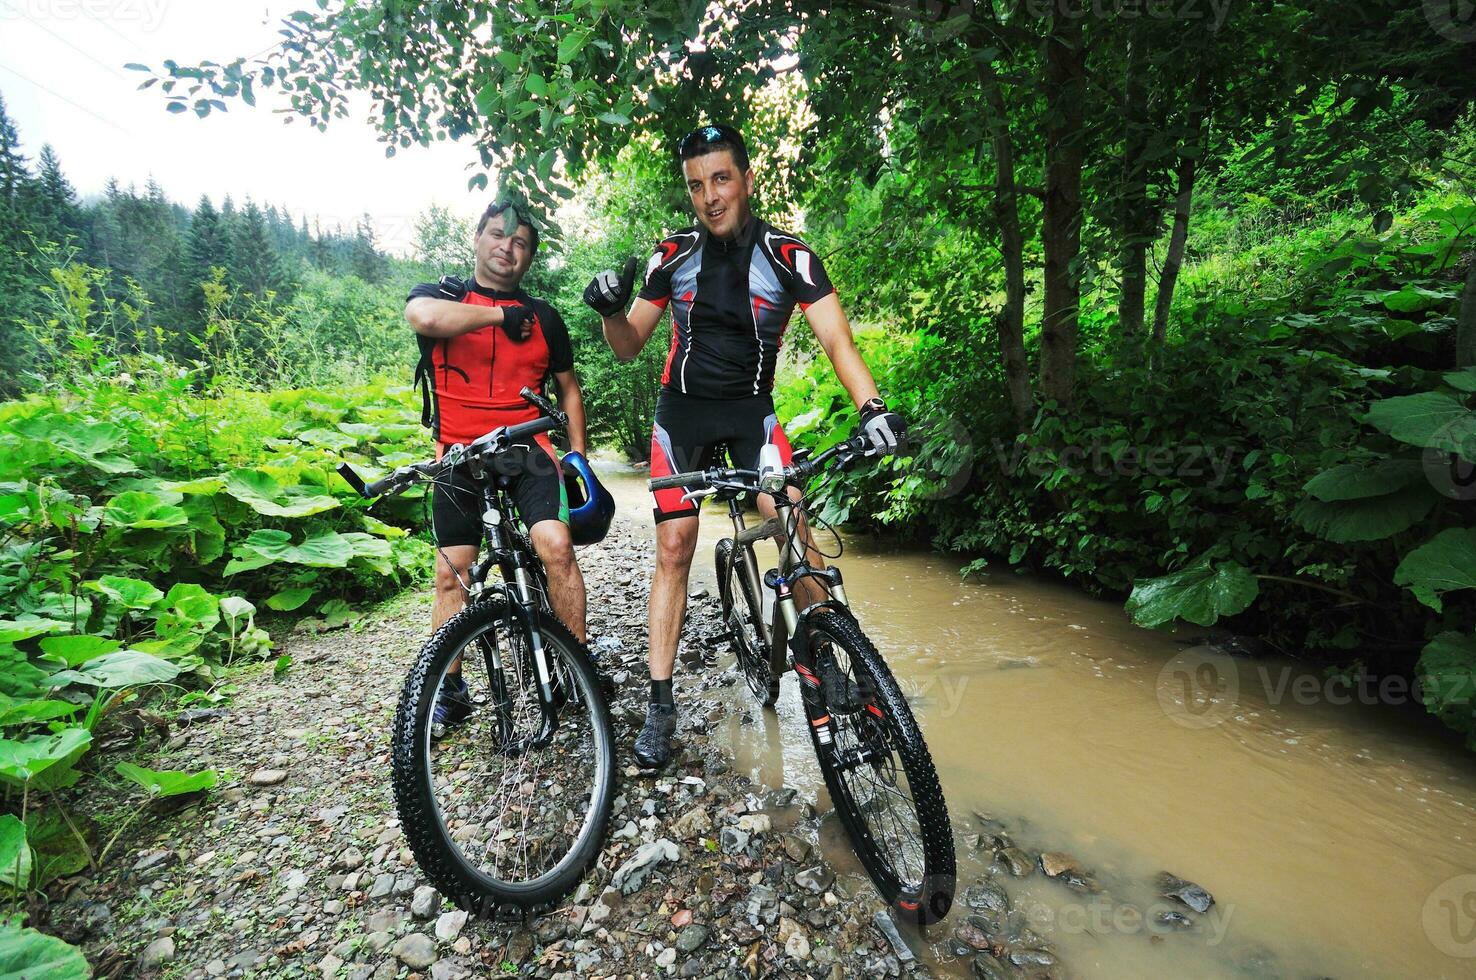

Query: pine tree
[
  {"left": 33, "top": 144, "right": 80, "bottom": 243},
  {"left": 0, "top": 91, "right": 30, "bottom": 207},
  {"left": 185, "top": 195, "right": 227, "bottom": 317},
  {"left": 351, "top": 212, "right": 388, "bottom": 283},
  {"left": 231, "top": 199, "right": 285, "bottom": 299}
]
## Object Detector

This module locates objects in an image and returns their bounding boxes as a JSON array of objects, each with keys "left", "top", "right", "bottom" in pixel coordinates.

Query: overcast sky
[{"left": 0, "top": 0, "right": 489, "bottom": 255}]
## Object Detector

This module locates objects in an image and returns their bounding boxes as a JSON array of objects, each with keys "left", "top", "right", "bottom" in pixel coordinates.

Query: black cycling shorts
[
  {"left": 430, "top": 434, "right": 569, "bottom": 547},
  {"left": 649, "top": 390, "right": 793, "bottom": 523}
]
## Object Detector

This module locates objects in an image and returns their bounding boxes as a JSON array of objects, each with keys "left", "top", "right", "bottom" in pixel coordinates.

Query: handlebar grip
[
  {"left": 363, "top": 471, "right": 405, "bottom": 498},
  {"left": 502, "top": 415, "right": 558, "bottom": 444},
  {"left": 519, "top": 386, "right": 567, "bottom": 424},
  {"left": 336, "top": 463, "right": 369, "bottom": 498},
  {"left": 650, "top": 471, "right": 705, "bottom": 491}
]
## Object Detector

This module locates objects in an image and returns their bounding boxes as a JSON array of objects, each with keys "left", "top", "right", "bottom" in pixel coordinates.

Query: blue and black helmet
[{"left": 563, "top": 452, "right": 616, "bottom": 546}]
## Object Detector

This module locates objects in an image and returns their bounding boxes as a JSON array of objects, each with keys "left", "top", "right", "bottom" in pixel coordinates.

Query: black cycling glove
[
  {"left": 500, "top": 304, "right": 533, "bottom": 342},
  {"left": 436, "top": 275, "right": 468, "bottom": 301},
  {"left": 583, "top": 256, "right": 639, "bottom": 318}
]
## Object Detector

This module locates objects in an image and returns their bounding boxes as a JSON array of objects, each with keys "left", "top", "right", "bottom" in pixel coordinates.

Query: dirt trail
[{"left": 50, "top": 516, "right": 941, "bottom": 980}]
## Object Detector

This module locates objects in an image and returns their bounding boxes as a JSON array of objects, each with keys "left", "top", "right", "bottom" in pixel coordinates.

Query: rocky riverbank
[{"left": 48, "top": 518, "right": 948, "bottom": 979}]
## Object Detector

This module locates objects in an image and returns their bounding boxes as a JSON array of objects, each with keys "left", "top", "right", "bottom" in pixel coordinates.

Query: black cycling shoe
[
  {"left": 632, "top": 702, "right": 677, "bottom": 769},
  {"left": 431, "top": 672, "right": 474, "bottom": 739}
]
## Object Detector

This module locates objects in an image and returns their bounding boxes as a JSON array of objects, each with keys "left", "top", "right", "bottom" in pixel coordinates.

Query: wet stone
[{"left": 1156, "top": 871, "right": 1214, "bottom": 913}]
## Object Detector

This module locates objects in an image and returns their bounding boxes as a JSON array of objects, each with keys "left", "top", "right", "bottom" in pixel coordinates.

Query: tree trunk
[
  {"left": 1040, "top": 3, "right": 1086, "bottom": 408},
  {"left": 1151, "top": 153, "right": 1197, "bottom": 343},
  {"left": 1117, "top": 39, "right": 1149, "bottom": 337},
  {"left": 978, "top": 58, "right": 1033, "bottom": 431},
  {"left": 1457, "top": 258, "right": 1476, "bottom": 369}
]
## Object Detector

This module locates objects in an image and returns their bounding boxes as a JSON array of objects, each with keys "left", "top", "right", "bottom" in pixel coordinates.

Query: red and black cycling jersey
[
  {"left": 407, "top": 278, "right": 574, "bottom": 447},
  {"left": 636, "top": 217, "right": 835, "bottom": 399}
]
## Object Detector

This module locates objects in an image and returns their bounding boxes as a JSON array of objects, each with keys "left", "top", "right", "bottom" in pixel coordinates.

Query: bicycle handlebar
[
  {"left": 339, "top": 390, "right": 565, "bottom": 500},
  {"left": 647, "top": 434, "right": 875, "bottom": 494}
]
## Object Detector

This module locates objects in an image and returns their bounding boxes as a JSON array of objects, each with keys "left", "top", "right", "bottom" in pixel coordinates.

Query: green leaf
[
  {"left": 596, "top": 112, "right": 632, "bottom": 126},
  {"left": 0, "top": 815, "right": 30, "bottom": 889},
  {"left": 1381, "top": 285, "right": 1455, "bottom": 312},
  {"left": 0, "top": 728, "right": 91, "bottom": 790},
  {"left": 318, "top": 599, "right": 361, "bottom": 630},
  {"left": 152, "top": 584, "right": 220, "bottom": 636},
  {"left": 37, "top": 636, "right": 122, "bottom": 667},
  {"left": 115, "top": 762, "right": 217, "bottom": 798},
  {"left": 0, "top": 923, "right": 92, "bottom": 978},
  {"left": 1291, "top": 484, "right": 1436, "bottom": 542},
  {"left": 1302, "top": 459, "right": 1422, "bottom": 501},
  {"left": 360, "top": 514, "right": 407, "bottom": 539},
  {"left": 87, "top": 576, "right": 164, "bottom": 611},
  {"left": 0, "top": 696, "right": 81, "bottom": 728},
  {"left": 225, "top": 529, "right": 357, "bottom": 576},
  {"left": 273, "top": 653, "right": 293, "bottom": 678},
  {"left": 1365, "top": 392, "right": 1476, "bottom": 454},
  {"left": 9, "top": 417, "right": 135, "bottom": 474},
  {"left": 1394, "top": 528, "right": 1476, "bottom": 612},
  {"left": 264, "top": 586, "right": 315, "bottom": 611},
  {"left": 1417, "top": 631, "right": 1476, "bottom": 740},
  {"left": 1444, "top": 368, "right": 1476, "bottom": 393},
  {"left": 493, "top": 51, "right": 519, "bottom": 72},
  {"left": 73, "top": 651, "right": 181, "bottom": 689},
  {"left": 219, "top": 596, "right": 255, "bottom": 629},
  {"left": 221, "top": 469, "right": 339, "bottom": 518},
  {"left": 0, "top": 618, "right": 68, "bottom": 644},
  {"left": 1125, "top": 556, "right": 1259, "bottom": 628},
  {"left": 557, "top": 29, "right": 591, "bottom": 64},
  {"left": 526, "top": 73, "right": 548, "bottom": 97},
  {"left": 296, "top": 427, "right": 357, "bottom": 451},
  {"left": 25, "top": 810, "right": 91, "bottom": 887},
  {"left": 102, "top": 490, "right": 187, "bottom": 530}
]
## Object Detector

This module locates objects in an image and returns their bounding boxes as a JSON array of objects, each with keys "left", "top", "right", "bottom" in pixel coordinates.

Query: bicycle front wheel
[
  {"left": 715, "top": 537, "right": 778, "bottom": 706},
  {"left": 802, "top": 609, "right": 955, "bottom": 926},
  {"left": 391, "top": 594, "right": 615, "bottom": 916}
]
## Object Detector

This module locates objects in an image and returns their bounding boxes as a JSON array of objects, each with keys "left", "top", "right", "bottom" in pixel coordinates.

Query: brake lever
[{"left": 680, "top": 487, "right": 721, "bottom": 505}]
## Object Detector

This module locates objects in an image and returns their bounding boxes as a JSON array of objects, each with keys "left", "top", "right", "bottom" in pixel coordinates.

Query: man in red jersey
[
  {"left": 406, "top": 201, "right": 589, "bottom": 731},
  {"left": 583, "top": 126, "right": 907, "bottom": 768}
]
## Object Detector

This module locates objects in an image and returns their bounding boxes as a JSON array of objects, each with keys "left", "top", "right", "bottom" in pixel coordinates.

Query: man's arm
[
  {"left": 803, "top": 293, "right": 882, "bottom": 408},
  {"left": 601, "top": 299, "right": 665, "bottom": 362},
  {"left": 552, "top": 368, "right": 588, "bottom": 455},
  {"left": 405, "top": 297, "right": 508, "bottom": 339}
]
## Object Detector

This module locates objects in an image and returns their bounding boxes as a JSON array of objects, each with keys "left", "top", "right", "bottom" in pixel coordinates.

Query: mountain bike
[
  {"left": 338, "top": 388, "right": 614, "bottom": 917},
  {"left": 651, "top": 434, "right": 956, "bottom": 926}
]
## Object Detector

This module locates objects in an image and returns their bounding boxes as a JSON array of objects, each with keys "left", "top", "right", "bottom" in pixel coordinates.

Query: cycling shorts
[
  {"left": 430, "top": 433, "right": 569, "bottom": 547},
  {"left": 649, "top": 390, "right": 794, "bottom": 523}
]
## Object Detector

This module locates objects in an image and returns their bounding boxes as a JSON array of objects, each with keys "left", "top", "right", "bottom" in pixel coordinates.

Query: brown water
[{"left": 598, "top": 462, "right": 1476, "bottom": 979}]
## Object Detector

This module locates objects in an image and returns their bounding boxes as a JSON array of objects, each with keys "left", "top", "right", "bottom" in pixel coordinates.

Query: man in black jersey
[{"left": 584, "top": 124, "right": 907, "bottom": 769}]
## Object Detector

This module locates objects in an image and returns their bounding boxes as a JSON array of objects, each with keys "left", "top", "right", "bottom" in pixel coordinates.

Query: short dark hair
[
  {"left": 476, "top": 200, "right": 539, "bottom": 254},
  {"left": 676, "top": 124, "right": 750, "bottom": 173}
]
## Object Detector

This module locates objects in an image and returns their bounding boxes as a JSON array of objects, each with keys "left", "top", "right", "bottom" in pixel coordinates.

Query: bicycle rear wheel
[
  {"left": 391, "top": 594, "right": 615, "bottom": 916},
  {"left": 715, "top": 537, "right": 778, "bottom": 706},
  {"left": 801, "top": 609, "right": 955, "bottom": 926}
]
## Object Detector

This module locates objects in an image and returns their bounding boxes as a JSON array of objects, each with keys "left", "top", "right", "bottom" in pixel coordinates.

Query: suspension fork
[{"left": 484, "top": 491, "right": 560, "bottom": 749}]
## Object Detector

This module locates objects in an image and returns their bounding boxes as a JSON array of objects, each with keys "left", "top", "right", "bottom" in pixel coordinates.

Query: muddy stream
[{"left": 599, "top": 462, "right": 1476, "bottom": 979}]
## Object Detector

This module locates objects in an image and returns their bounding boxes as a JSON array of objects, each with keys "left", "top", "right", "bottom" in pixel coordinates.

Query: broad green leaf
[
  {"left": 318, "top": 599, "right": 360, "bottom": 630},
  {"left": 526, "top": 73, "right": 548, "bottom": 97},
  {"left": 0, "top": 815, "right": 30, "bottom": 889},
  {"left": 1126, "top": 556, "right": 1259, "bottom": 628},
  {"left": 1365, "top": 392, "right": 1476, "bottom": 454},
  {"left": 115, "top": 762, "right": 218, "bottom": 798},
  {"left": 0, "top": 696, "right": 81, "bottom": 727},
  {"left": 1445, "top": 368, "right": 1476, "bottom": 393},
  {"left": 0, "top": 728, "right": 91, "bottom": 790},
  {"left": 164, "top": 475, "right": 225, "bottom": 495},
  {"left": 1417, "top": 632, "right": 1476, "bottom": 740},
  {"left": 87, "top": 576, "right": 164, "bottom": 611},
  {"left": 219, "top": 596, "right": 255, "bottom": 629},
  {"left": 361, "top": 514, "right": 407, "bottom": 539},
  {"left": 222, "top": 469, "right": 339, "bottom": 518},
  {"left": 74, "top": 651, "right": 181, "bottom": 689},
  {"left": 152, "top": 583, "right": 220, "bottom": 635},
  {"left": 102, "top": 490, "right": 187, "bottom": 530},
  {"left": 225, "top": 529, "right": 356, "bottom": 576},
  {"left": 1395, "top": 528, "right": 1476, "bottom": 612},
  {"left": 557, "top": 28, "right": 591, "bottom": 64},
  {"left": 0, "top": 618, "right": 69, "bottom": 644},
  {"left": 183, "top": 497, "right": 226, "bottom": 564},
  {"left": 130, "top": 633, "right": 204, "bottom": 659},
  {"left": 296, "top": 427, "right": 357, "bottom": 451},
  {"left": 29, "top": 594, "right": 91, "bottom": 634},
  {"left": 1290, "top": 483, "right": 1436, "bottom": 542},
  {"left": 1301, "top": 459, "right": 1422, "bottom": 501},
  {"left": 0, "top": 923, "right": 92, "bottom": 978},
  {"left": 10, "top": 417, "right": 136, "bottom": 474},
  {"left": 336, "top": 422, "right": 380, "bottom": 438},
  {"left": 24, "top": 810, "right": 91, "bottom": 887},
  {"left": 37, "top": 636, "right": 121, "bottom": 667},
  {"left": 264, "top": 586, "right": 315, "bottom": 611},
  {"left": 1381, "top": 285, "right": 1456, "bottom": 312}
]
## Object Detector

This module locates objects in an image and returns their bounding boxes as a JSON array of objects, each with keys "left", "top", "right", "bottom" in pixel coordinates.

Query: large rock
[
  {"left": 1156, "top": 871, "right": 1214, "bottom": 913},
  {"left": 611, "top": 838, "right": 679, "bottom": 894},
  {"left": 392, "top": 933, "right": 438, "bottom": 970},
  {"left": 435, "top": 909, "right": 468, "bottom": 942},
  {"left": 871, "top": 910, "right": 917, "bottom": 964},
  {"left": 668, "top": 807, "right": 712, "bottom": 840},
  {"left": 411, "top": 885, "right": 440, "bottom": 919},
  {"left": 138, "top": 937, "right": 175, "bottom": 969},
  {"left": 250, "top": 768, "right": 287, "bottom": 786},
  {"left": 794, "top": 866, "right": 835, "bottom": 894}
]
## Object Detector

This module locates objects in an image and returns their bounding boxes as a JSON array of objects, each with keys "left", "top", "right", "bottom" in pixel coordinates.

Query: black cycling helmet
[{"left": 563, "top": 452, "right": 616, "bottom": 546}]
